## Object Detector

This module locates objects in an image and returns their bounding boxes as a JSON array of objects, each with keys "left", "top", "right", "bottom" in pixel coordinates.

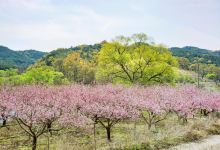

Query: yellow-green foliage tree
[
  {"left": 63, "top": 52, "right": 96, "bottom": 84},
  {"left": 63, "top": 52, "right": 81, "bottom": 82},
  {"left": 177, "top": 57, "right": 190, "bottom": 70},
  {"left": 0, "top": 69, "right": 19, "bottom": 85},
  {"left": 21, "top": 66, "right": 68, "bottom": 85},
  {"left": 96, "top": 33, "right": 177, "bottom": 84},
  {"left": 0, "top": 67, "right": 68, "bottom": 86}
]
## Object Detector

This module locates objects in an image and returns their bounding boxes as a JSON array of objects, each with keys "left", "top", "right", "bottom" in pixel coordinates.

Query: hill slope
[
  {"left": 36, "top": 43, "right": 220, "bottom": 67},
  {"left": 38, "top": 44, "right": 102, "bottom": 66},
  {"left": 39, "top": 45, "right": 220, "bottom": 68},
  {"left": 0, "top": 46, "right": 46, "bottom": 70},
  {"left": 170, "top": 46, "right": 220, "bottom": 66},
  {"left": 2, "top": 44, "right": 219, "bottom": 70}
]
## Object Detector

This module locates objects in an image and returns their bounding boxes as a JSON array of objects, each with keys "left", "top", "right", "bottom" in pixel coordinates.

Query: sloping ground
[
  {"left": 170, "top": 46, "right": 220, "bottom": 66},
  {"left": 0, "top": 45, "right": 46, "bottom": 69},
  {"left": 169, "top": 135, "right": 220, "bottom": 150},
  {"left": 178, "top": 69, "right": 220, "bottom": 92}
]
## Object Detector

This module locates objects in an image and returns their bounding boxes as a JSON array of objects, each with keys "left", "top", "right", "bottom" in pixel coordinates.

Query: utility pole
[
  {"left": 194, "top": 57, "right": 203, "bottom": 88},
  {"left": 197, "top": 60, "right": 200, "bottom": 88}
]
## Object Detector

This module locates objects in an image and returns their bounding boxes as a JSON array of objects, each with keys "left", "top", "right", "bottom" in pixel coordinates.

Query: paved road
[{"left": 169, "top": 135, "right": 220, "bottom": 150}]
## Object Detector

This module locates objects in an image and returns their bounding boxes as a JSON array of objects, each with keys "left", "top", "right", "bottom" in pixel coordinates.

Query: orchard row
[{"left": 0, "top": 84, "right": 219, "bottom": 149}]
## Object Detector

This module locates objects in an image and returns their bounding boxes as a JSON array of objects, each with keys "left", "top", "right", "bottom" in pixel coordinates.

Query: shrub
[
  {"left": 183, "top": 129, "right": 207, "bottom": 142},
  {"left": 207, "top": 123, "right": 220, "bottom": 134}
]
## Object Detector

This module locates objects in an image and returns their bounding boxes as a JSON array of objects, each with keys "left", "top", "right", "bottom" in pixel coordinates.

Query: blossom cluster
[{"left": 0, "top": 84, "right": 219, "bottom": 128}]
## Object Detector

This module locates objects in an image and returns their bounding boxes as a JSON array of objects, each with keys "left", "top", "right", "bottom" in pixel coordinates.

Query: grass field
[{"left": 1, "top": 113, "right": 220, "bottom": 150}]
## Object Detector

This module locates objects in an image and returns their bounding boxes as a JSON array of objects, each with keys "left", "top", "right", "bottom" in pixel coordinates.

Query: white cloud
[
  {"left": 0, "top": 2, "right": 129, "bottom": 51},
  {"left": 0, "top": 0, "right": 220, "bottom": 51}
]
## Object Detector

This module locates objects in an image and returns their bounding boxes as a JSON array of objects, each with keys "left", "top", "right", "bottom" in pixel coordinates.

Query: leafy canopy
[{"left": 96, "top": 33, "right": 177, "bottom": 84}]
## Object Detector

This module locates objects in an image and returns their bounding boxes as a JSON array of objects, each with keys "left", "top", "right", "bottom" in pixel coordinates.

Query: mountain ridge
[
  {"left": 170, "top": 46, "right": 220, "bottom": 66},
  {"left": 0, "top": 45, "right": 47, "bottom": 70},
  {"left": 1, "top": 44, "right": 220, "bottom": 70}
]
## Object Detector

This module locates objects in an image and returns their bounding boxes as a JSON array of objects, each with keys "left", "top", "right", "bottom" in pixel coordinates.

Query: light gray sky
[{"left": 0, "top": 0, "right": 220, "bottom": 51}]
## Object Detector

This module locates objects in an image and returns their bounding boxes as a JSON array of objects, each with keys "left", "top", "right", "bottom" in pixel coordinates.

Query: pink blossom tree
[
  {"left": 56, "top": 85, "right": 91, "bottom": 128},
  {"left": 0, "top": 86, "right": 12, "bottom": 128},
  {"left": 80, "top": 84, "right": 139, "bottom": 142},
  {"left": 5, "top": 85, "right": 87, "bottom": 150},
  {"left": 194, "top": 89, "right": 220, "bottom": 117},
  {"left": 167, "top": 85, "right": 220, "bottom": 123},
  {"left": 132, "top": 86, "right": 174, "bottom": 129},
  {"left": 7, "top": 86, "right": 60, "bottom": 150}
]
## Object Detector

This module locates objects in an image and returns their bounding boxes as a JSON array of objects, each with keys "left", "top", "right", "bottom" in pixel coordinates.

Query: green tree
[
  {"left": 63, "top": 52, "right": 96, "bottom": 84},
  {"left": 63, "top": 52, "right": 81, "bottom": 82},
  {"left": 22, "top": 67, "right": 68, "bottom": 85},
  {"left": 177, "top": 57, "right": 190, "bottom": 70},
  {"left": 0, "top": 69, "right": 19, "bottom": 85},
  {"left": 96, "top": 33, "right": 177, "bottom": 85},
  {"left": 209, "top": 67, "right": 220, "bottom": 84}
]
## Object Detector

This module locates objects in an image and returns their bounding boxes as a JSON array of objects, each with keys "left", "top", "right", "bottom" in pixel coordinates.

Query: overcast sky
[{"left": 0, "top": 0, "right": 220, "bottom": 51}]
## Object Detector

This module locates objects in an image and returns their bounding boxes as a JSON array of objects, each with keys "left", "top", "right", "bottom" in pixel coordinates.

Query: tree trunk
[
  {"left": 93, "top": 123, "right": 97, "bottom": 150},
  {"left": 47, "top": 122, "right": 52, "bottom": 136},
  {"left": 133, "top": 121, "right": 137, "bottom": 139},
  {"left": 47, "top": 135, "right": 50, "bottom": 150},
  {"left": 2, "top": 119, "right": 6, "bottom": 127},
  {"left": 147, "top": 123, "right": 152, "bottom": 130},
  {"left": 106, "top": 127, "right": 111, "bottom": 142},
  {"left": 32, "top": 136, "right": 37, "bottom": 150},
  {"left": 183, "top": 117, "right": 188, "bottom": 124}
]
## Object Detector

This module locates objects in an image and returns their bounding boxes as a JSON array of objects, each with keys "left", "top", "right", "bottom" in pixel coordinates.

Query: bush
[
  {"left": 175, "top": 74, "right": 195, "bottom": 84},
  {"left": 120, "top": 142, "right": 152, "bottom": 150},
  {"left": 183, "top": 129, "right": 207, "bottom": 142},
  {"left": 191, "top": 122, "right": 206, "bottom": 131},
  {"left": 207, "top": 123, "right": 220, "bottom": 134}
]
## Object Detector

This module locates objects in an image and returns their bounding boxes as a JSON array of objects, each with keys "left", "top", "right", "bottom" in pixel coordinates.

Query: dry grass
[{"left": 0, "top": 114, "right": 220, "bottom": 150}]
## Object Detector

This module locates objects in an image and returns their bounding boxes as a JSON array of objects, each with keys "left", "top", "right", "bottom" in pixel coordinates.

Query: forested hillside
[
  {"left": 40, "top": 45, "right": 220, "bottom": 70},
  {"left": 0, "top": 34, "right": 180, "bottom": 85},
  {"left": 170, "top": 46, "right": 220, "bottom": 85},
  {"left": 2, "top": 37, "right": 220, "bottom": 86},
  {"left": 1, "top": 34, "right": 220, "bottom": 86},
  {"left": 39, "top": 43, "right": 102, "bottom": 66},
  {"left": 170, "top": 46, "right": 220, "bottom": 66},
  {"left": 2, "top": 44, "right": 220, "bottom": 72},
  {"left": 0, "top": 46, "right": 46, "bottom": 70}
]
